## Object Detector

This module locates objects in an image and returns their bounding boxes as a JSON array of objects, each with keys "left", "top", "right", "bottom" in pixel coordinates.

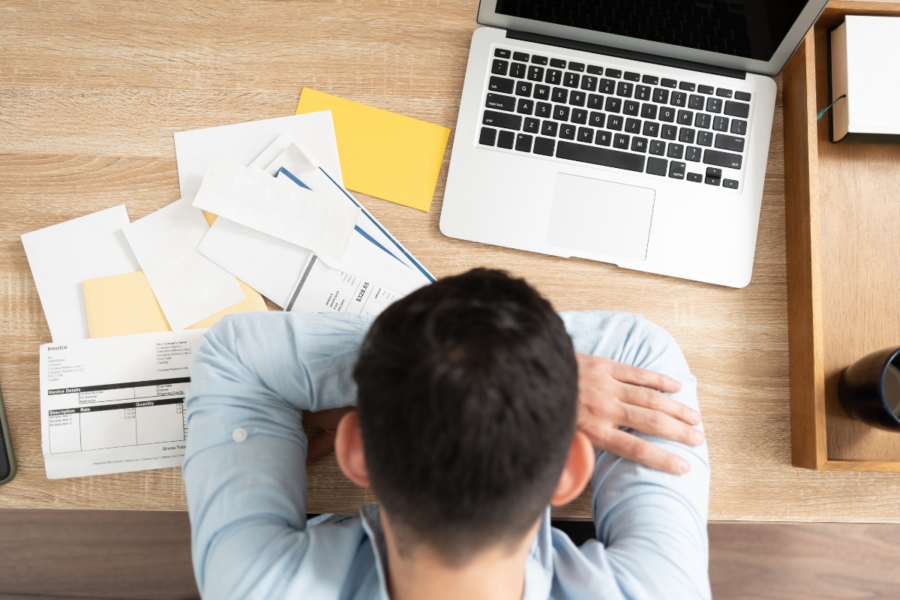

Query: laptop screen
[{"left": 494, "top": 0, "right": 810, "bottom": 62}]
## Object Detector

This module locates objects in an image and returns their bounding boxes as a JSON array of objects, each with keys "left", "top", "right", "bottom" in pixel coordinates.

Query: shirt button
[{"left": 232, "top": 427, "right": 248, "bottom": 443}]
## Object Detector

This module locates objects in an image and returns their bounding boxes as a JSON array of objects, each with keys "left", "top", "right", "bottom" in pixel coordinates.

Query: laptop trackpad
[{"left": 546, "top": 173, "right": 655, "bottom": 262}]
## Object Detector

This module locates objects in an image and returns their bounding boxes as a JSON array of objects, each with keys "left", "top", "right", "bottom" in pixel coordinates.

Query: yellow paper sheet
[
  {"left": 83, "top": 271, "right": 266, "bottom": 338},
  {"left": 295, "top": 89, "right": 451, "bottom": 212}
]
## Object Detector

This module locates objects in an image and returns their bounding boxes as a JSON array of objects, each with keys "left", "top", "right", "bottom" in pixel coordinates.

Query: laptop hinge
[{"left": 507, "top": 29, "right": 746, "bottom": 80}]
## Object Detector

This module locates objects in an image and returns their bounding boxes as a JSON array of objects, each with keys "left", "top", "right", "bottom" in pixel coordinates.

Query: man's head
[{"left": 336, "top": 268, "right": 592, "bottom": 564}]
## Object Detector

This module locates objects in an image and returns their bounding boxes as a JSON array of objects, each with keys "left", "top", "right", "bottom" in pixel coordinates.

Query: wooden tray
[{"left": 785, "top": 1, "right": 900, "bottom": 472}]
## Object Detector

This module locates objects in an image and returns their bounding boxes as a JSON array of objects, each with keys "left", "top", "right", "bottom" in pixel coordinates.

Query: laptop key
[
  {"left": 706, "top": 167, "right": 722, "bottom": 178},
  {"left": 527, "top": 66, "right": 545, "bottom": 82},
  {"left": 581, "top": 76, "right": 598, "bottom": 91},
  {"left": 716, "top": 87, "right": 733, "bottom": 98},
  {"left": 607, "top": 115, "right": 624, "bottom": 131},
  {"left": 494, "top": 48, "right": 511, "bottom": 59},
  {"left": 625, "top": 118, "right": 641, "bottom": 133},
  {"left": 623, "top": 100, "right": 640, "bottom": 116},
  {"left": 533, "top": 137, "right": 555, "bottom": 155},
  {"left": 679, "top": 128, "right": 695, "bottom": 144},
  {"left": 541, "top": 120, "right": 558, "bottom": 136},
  {"left": 595, "top": 130, "right": 612, "bottom": 146},
  {"left": 497, "top": 130, "right": 515, "bottom": 149},
  {"left": 524, "top": 117, "right": 540, "bottom": 133},
  {"left": 723, "top": 178, "right": 739, "bottom": 189},
  {"left": 568, "top": 61, "right": 585, "bottom": 72},
  {"left": 489, "top": 76, "right": 515, "bottom": 94},
  {"left": 631, "top": 136, "right": 648, "bottom": 153},
  {"left": 661, "top": 124, "right": 677, "bottom": 140},
  {"left": 553, "top": 105, "right": 570, "bottom": 121},
  {"left": 677, "top": 110, "right": 693, "bottom": 125},
  {"left": 571, "top": 108, "right": 588, "bottom": 124},
  {"left": 516, "top": 81, "right": 532, "bottom": 97},
  {"left": 686, "top": 146, "right": 702, "bottom": 162},
  {"left": 589, "top": 112, "right": 606, "bottom": 128},
  {"left": 479, "top": 127, "right": 497, "bottom": 146},
  {"left": 486, "top": 94, "right": 515, "bottom": 111},
  {"left": 536, "top": 102, "right": 552, "bottom": 118},
  {"left": 653, "top": 88, "right": 669, "bottom": 104},
  {"left": 605, "top": 97, "right": 622, "bottom": 113},
  {"left": 569, "top": 91, "right": 586, "bottom": 107},
  {"left": 669, "top": 161, "right": 686, "bottom": 179},
  {"left": 624, "top": 71, "right": 640, "bottom": 81},
  {"left": 560, "top": 124, "right": 577, "bottom": 140},
  {"left": 713, "top": 116, "right": 728, "bottom": 131},
  {"left": 715, "top": 134, "right": 745, "bottom": 153},
  {"left": 661, "top": 78, "right": 677, "bottom": 88},
  {"left": 704, "top": 149, "right": 743, "bottom": 170},
  {"left": 556, "top": 140, "right": 646, "bottom": 173},
  {"left": 643, "top": 121, "right": 660, "bottom": 137},
  {"left": 550, "top": 58, "right": 566, "bottom": 68},
  {"left": 515, "top": 133, "right": 533, "bottom": 152},
  {"left": 492, "top": 59, "right": 509, "bottom": 76},
  {"left": 616, "top": 81, "right": 634, "bottom": 98},
  {"left": 698, "top": 84, "right": 714, "bottom": 94},
  {"left": 724, "top": 101, "right": 750, "bottom": 118},
  {"left": 649, "top": 140, "right": 666, "bottom": 155},
  {"left": 642, "top": 75, "right": 659, "bottom": 85},
  {"left": 689, "top": 94, "right": 705, "bottom": 110},
  {"left": 510, "top": 63, "right": 527, "bottom": 79},
  {"left": 534, "top": 85, "right": 550, "bottom": 101},
  {"left": 705, "top": 174, "right": 721, "bottom": 186},
  {"left": 695, "top": 113, "right": 711, "bottom": 129},
  {"left": 606, "top": 68, "right": 622, "bottom": 78},
  {"left": 512, "top": 51, "right": 528, "bottom": 61},
  {"left": 546, "top": 69, "right": 562, "bottom": 85},
  {"left": 516, "top": 99, "right": 534, "bottom": 115},
  {"left": 483, "top": 110, "right": 522, "bottom": 130},
  {"left": 587, "top": 65, "right": 603, "bottom": 75},
  {"left": 531, "top": 55, "right": 548, "bottom": 65},
  {"left": 578, "top": 127, "right": 593, "bottom": 143},
  {"left": 599, "top": 78, "right": 615, "bottom": 94},
  {"left": 679, "top": 81, "right": 696, "bottom": 92},
  {"left": 731, "top": 119, "right": 747, "bottom": 135},
  {"left": 636, "top": 85, "right": 651, "bottom": 101},
  {"left": 687, "top": 172, "right": 703, "bottom": 182},
  {"left": 564, "top": 72, "right": 580, "bottom": 88},
  {"left": 660, "top": 107, "right": 676, "bottom": 122},
  {"left": 671, "top": 92, "right": 687, "bottom": 107},
  {"left": 697, "top": 131, "right": 713, "bottom": 146},
  {"left": 735, "top": 91, "right": 751, "bottom": 101},
  {"left": 641, "top": 103, "right": 658, "bottom": 119},
  {"left": 552, "top": 87, "right": 568, "bottom": 103},
  {"left": 706, "top": 97, "right": 723, "bottom": 113},
  {"left": 647, "top": 156, "right": 667, "bottom": 176},
  {"left": 666, "top": 143, "right": 684, "bottom": 159},
  {"left": 587, "top": 94, "right": 604, "bottom": 109}
]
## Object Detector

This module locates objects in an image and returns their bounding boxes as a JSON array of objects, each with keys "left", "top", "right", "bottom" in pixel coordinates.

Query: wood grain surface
[{"left": 2, "top": 0, "right": 900, "bottom": 520}]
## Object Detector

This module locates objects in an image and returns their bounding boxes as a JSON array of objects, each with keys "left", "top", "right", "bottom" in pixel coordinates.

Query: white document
[
  {"left": 193, "top": 158, "right": 360, "bottom": 261},
  {"left": 286, "top": 256, "right": 400, "bottom": 316},
  {"left": 22, "top": 206, "right": 140, "bottom": 343},
  {"left": 39, "top": 329, "right": 207, "bottom": 479},
  {"left": 122, "top": 196, "right": 245, "bottom": 331},
  {"left": 174, "top": 111, "right": 344, "bottom": 196}
]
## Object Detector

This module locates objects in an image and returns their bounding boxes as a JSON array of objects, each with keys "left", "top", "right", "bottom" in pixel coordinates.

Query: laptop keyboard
[{"left": 478, "top": 47, "right": 753, "bottom": 190}]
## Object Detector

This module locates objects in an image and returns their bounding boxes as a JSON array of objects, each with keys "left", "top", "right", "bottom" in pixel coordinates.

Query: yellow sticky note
[
  {"left": 295, "top": 88, "right": 451, "bottom": 212},
  {"left": 83, "top": 271, "right": 267, "bottom": 338}
]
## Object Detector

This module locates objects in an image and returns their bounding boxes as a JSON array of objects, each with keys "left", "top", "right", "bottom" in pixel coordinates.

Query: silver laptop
[{"left": 441, "top": 0, "right": 828, "bottom": 288}]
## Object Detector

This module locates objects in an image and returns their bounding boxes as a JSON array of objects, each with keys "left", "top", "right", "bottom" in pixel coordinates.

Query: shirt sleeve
[
  {"left": 182, "top": 311, "right": 373, "bottom": 599},
  {"left": 557, "top": 311, "right": 711, "bottom": 600}
]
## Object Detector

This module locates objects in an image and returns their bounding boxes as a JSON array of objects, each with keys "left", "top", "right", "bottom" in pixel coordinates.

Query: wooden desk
[{"left": 1, "top": 0, "right": 899, "bottom": 521}]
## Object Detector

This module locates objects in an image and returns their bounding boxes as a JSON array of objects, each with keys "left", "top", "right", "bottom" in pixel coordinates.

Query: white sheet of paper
[
  {"left": 286, "top": 255, "right": 400, "bottom": 316},
  {"left": 198, "top": 216, "right": 312, "bottom": 307},
  {"left": 122, "top": 196, "right": 245, "bottom": 331},
  {"left": 21, "top": 206, "right": 140, "bottom": 343},
  {"left": 40, "top": 329, "right": 207, "bottom": 479},
  {"left": 192, "top": 158, "right": 359, "bottom": 261},
  {"left": 174, "top": 112, "right": 344, "bottom": 196}
]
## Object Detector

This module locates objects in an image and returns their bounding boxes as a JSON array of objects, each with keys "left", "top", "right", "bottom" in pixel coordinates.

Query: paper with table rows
[{"left": 40, "top": 329, "right": 207, "bottom": 479}]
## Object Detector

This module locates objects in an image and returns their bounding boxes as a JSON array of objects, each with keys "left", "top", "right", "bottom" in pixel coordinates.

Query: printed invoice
[{"left": 40, "top": 329, "right": 207, "bottom": 479}]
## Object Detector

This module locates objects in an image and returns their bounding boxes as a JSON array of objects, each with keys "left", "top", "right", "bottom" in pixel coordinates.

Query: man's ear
[
  {"left": 550, "top": 431, "right": 595, "bottom": 507},
  {"left": 335, "top": 411, "right": 371, "bottom": 488}
]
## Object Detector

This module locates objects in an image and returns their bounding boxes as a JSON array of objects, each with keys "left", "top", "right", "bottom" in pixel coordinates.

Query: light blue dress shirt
[{"left": 183, "top": 310, "right": 710, "bottom": 600}]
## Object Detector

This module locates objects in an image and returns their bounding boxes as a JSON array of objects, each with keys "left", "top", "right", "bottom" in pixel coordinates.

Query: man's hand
[
  {"left": 575, "top": 353, "right": 704, "bottom": 474},
  {"left": 303, "top": 407, "right": 354, "bottom": 465}
]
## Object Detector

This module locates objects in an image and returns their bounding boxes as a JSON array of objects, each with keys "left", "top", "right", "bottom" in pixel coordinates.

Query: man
[{"left": 183, "top": 268, "right": 709, "bottom": 599}]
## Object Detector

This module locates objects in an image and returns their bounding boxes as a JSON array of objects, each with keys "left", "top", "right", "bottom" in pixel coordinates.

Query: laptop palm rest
[{"left": 546, "top": 173, "right": 655, "bottom": 262}]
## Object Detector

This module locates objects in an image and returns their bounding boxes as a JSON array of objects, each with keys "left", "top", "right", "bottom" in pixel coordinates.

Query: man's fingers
[
  {"left": 604, "top": 428, "right": 691, "bottom": 474},
  {"left": 620, "top": 385, "right": 701, "bottom": 426},
  {"left": 621, "top": 403, "right": 705, "bottom": 447},
  {"left": 611, "top": 360, "right": 682, "bottom": 394}
]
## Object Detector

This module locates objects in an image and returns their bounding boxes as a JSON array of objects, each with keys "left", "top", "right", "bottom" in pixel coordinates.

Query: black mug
[{"left": 838, "top": 347, "right": 900, "bottom": 432}]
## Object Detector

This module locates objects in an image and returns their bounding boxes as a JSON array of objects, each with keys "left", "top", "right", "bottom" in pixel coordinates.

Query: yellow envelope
[
  {"left": 83, "top": 271, "right": 267, "bottom": 338},
  {"left": 295, "top": 89, "right": 451, "bottom": 212}
]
